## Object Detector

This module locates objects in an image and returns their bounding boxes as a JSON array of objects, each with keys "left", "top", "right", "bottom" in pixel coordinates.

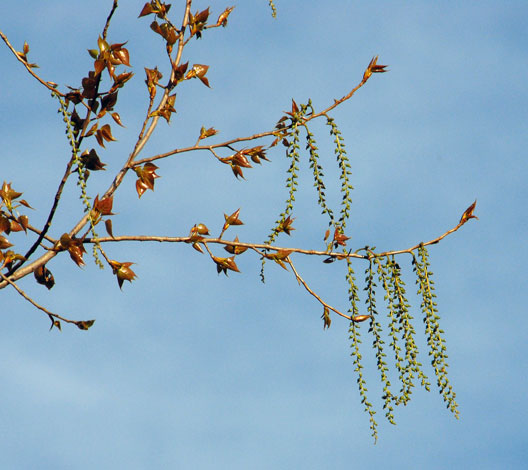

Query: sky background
[{"left": 1, "top": 1, "right": 527, "bottom": 468}]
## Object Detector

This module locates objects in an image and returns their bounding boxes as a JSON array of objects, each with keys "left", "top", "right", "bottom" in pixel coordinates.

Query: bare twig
[
  {"left": 0, "top": 271, "right": 77, "bottom": 326},
  {"left": 102, "top": 0, "right": 119, "bottom": 39},
  {"left": 287, "top": 257, "right": 352, "bottom": 320},
  {"left": 0, "top": 30, "right": 65, "bottom": 96}
]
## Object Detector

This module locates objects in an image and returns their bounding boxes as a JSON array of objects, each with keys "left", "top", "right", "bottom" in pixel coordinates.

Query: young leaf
[
  {"left": 212, "top": 256, "right": 240, "bottom": 275},
  {"left": 105, "top": 219, "right": 115, "bottom": 238},
  {"left": 216, "top": 7, "right": 235, "bottom": 27},
  {"left": 223, "top": 208, "right": 243, "bottom": 231},
  {"left": 459, "top": 200, "right": 478, "bottom": 224},
  {"left": 224, "top": 236, "right": 248, "bottom": 255},
  {"left": 34, "top": 264, "right": 55, "bottom": 290},
  {"left": 322, "top": 306, "right": 331, "bottom": 329},
  {"left": 109, "top": 260, "right": 137, "bottom": 289},
  {"left": 75, "top": 320, "right": 96, "bottom": 330}
]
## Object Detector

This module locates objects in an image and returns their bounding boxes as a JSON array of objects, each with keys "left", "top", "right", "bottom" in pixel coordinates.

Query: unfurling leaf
[
  {"left": 363, "top": 55, "right": 388, "bottom": 81},
  {"left": 186, "top": 64, "right": 210, "bottom": 87},
  {"left": 92, "top": 194, "right": 114, "bottom": 216},
  {"left": 109, "top": 260, "right": 137, "bottom": 289},
  {"left": 1, "top": 181, "right": 24, "bottom": 210},
  {"left": 322, "top": 306, "right": 331, "bottom": 329},
  {"left": 100, "top": 92, "right": 118, "bottom": 115},
  {"left": 59, "top": 234, "right": 86, "bottom": 267},
  {"left": 216, "top": 6, "right": 235, "bottom": 27},
  {"left": 223, "top": 208, "right": 243, "bottom": 231},
  {"left": 199, "top": 126, "right": 218, "bottom": 140},
  {"left": 99, "top": 124, "right": 117, "bottom": 142},
  {"left": 224, "top": 236, "right": 248, "bottom": 255},
  {"left": 80, "top": 149, "right": 106, "bottom": 171},
  {"left": 0, "top": 250, "right": 25, "bottom": 270},
  {"left": 34, "top": 264, "right": 55, "bottom": 290},
  {"left": 265, "top": 249, "right": 293, "bottom": 270},
  {"left": 75, "top": 320, "right": 95, "bottom": 330},
  {"left": 134, "top": 163, "right": 160, "bottom": 198},
  {"left": 212, "top": 256, "right": 240, "bottom": 275},
  {"left": 49, "top": 320, "right": 61, "bottom": 331},
  {"left": 459, "top": 200, "right": 478, "bottom": 224},
  {"left": 245, "top": 146, "right": 269, "bottom": 164},
  {"left": 145, "top": 67, "right": 163, "bottom": 98},
  {"left": 333, "top": 227, "right": 350, "bottom": 247},
  {"left": 277, "top": 215, "right": 295, "bottom": 235},
  {"left": 150, "top": 94, "right": 176, "bottom": 123},
  {"left": 189, "top": 8, "right": 210, "bottom": 38},
  {"left": 231, "top": 164, "right": 244, "bottom": 179}
]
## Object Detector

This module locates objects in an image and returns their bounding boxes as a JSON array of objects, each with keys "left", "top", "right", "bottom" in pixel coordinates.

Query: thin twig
[
  {"left": 80, "top": 216, "right": 470, "bottom": 260},
  {"left": 0, "top": 30, "right": 65, "bottom": 96},
  {"left": 0, "top": 271, "right": 77, "bottom": 325},
  {"left": 102, "top": 0, "right": 119, "bottom": 39},
  {"left": 287, "top": 257, "right": 352, "bottom": 320}
]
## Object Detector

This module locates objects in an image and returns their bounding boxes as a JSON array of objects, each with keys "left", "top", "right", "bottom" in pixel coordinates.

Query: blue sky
[{"left": 1, "top": 1, "right": 527, "bottom": 468}]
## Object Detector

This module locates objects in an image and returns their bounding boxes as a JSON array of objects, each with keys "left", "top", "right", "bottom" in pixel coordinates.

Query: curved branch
[
  {"left": 287, "top": 257, "right": 352, "bottom": 321},
  {"left": 0, "top": 30, "right": 65, "bottom": 96}
]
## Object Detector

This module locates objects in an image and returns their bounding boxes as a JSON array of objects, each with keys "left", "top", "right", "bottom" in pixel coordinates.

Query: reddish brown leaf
[
  {"left": 75, "top": 320, "right": 95, "bottom": 330},
  {"left": 291, "top": 99, "right": 299, "bottom": 115},
  {"left": 459, "top": 200, "right": 478, "bottom": 224},
  {"left": 105, "top": 219, "right": 114, "bottom": 238},
  {"left": 111, "top": 112, "right": 124, "bottom": 127},
  {"left": 224, "top": 236, "right": 248, "bottom": 255},
  {"left": 139, "top": 2, "right": 154, "bottom": 17},
  {"left": 0, "top": 216, "right": 9, "bottom": 233},
  {"left": 223, "top": 208, "right": 243, "bottom": 231},
  {"left": 99, "top": 124, "right": 117, "bottom": 142},
  {"left": 95, "top": 130, "right": 105, "bottom": 148},
  {"left": 135, "top": 179, "right": 149, "bottom": 198},
  {"left": 85, "top": 123, "right": 98, "bottom": 138},
  {"left": 0, "top": 235, "right": 13, "bottom": 249},
  {"left": 363, "top": 56, "right": 388, "bottom": 81},
  {"left": 18, "top": 199, "right": 33, "bottom": 209},
  {"left": 231, "top": 164, "right": 244, "bottom": 179},
  {"left": 34, "top": 264, "right": 55, "bottom": 290},
  {"left": 192, "top": 242, "right": 204, "bottom": 254},
  {"left": 109, "top": 260, "right": 137, "bottom": 289},
  {"left": 212, "top": 256, "right": 240, "bottom": 275},
  {"left": 9, "top": 220, "right": 23, "bottom": 233},
  {"left": 68, "top": 242, "right": 86, "bottom": 267},
  {"left": 278, "top": 216, "right": 295, "bottom": 235},
  {"left": 94, "top": 58, "right": 106, "bottom": 76},
  {"left": 17, "top": 215, "right": 29, "bottom": 233},
  {"left": 112, "top": 47, "right": 130, "bottom": 67},
  {"left": 93, "top": 194, "right": 114, "bottom": 215},
  {"left": 80, "top": 149, "right": 106, "bottom": 170},
  {"left": 232, "top": 151, "right": 252, "bottom": 168}
]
